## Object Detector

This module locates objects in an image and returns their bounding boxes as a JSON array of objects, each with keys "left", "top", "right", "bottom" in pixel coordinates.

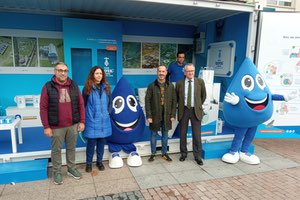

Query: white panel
[
  {"left": 207, "top": 40, "right": 236, "bottom": 77},
  {"left": 256, "top": 12, "right": 300, "bottom": 127}
]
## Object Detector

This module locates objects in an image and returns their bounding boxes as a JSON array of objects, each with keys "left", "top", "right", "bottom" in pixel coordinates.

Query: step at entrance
[
  {"left": 0, "top": 159, "right": 48, "bottom": 184},
  {"left": 202, "top": 141, "right": 254, "bottom": 160}
]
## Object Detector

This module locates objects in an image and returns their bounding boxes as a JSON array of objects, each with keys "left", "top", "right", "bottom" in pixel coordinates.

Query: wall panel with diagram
[{"left": 256, "top": 12, "right": 300, "bottom": 138}]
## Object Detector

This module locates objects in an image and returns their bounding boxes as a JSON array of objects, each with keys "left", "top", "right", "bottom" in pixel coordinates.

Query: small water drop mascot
[
  {"left": 222, "top": 57, "right": 295, "bottom": 165},
  {"left": 107, "top": 77, "right": 146, "bottom": 168}
]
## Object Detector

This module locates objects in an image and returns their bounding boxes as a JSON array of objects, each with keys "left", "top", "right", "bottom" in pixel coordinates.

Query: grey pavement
[{"left": 0, "top": 138, "right": 300, "bottom": 200}]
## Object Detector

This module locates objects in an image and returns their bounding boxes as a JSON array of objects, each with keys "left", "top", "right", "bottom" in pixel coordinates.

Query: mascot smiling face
[
  {"left": 108, "top": 77, "right": 145, "bottom": 144},
  {"left": 223, "top": 57, "right": 273, "bottom": 128},
  {"left": 222, "top": 58, "right": 293, "bottom": 165}
]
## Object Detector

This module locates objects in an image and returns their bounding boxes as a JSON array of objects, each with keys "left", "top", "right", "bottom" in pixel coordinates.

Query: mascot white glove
[
  {"left": 284, "top": 91, "right": 297, "bottom": 101},
  {"left": 224, "top": 92, "right": 240, "bottom": 105}
]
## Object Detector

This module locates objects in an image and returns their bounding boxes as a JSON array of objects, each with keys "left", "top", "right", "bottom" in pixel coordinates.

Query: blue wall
[
  {"left": 0, "top": 11, "right": 249, "bottom": 112},
  {"left": 0, "top": 12, "right": 62, "bottom": 113},
  {"left": 122, "top": 20, "right": 195, "bottom": 37},
  {"left": 0, "top": 12, "right": 196, "bottom": 111},
  {"left": 0, "top": 12, "right": 62, "bottom": 31},
  {"left": 197, "top": 13, "right": 250, "bottom": 100},
  {"left": 63, "top": 18, "right": 123, "bottom": 86},
  {"left": 121, "top": 19, "right": 196, "bottom": 89}
]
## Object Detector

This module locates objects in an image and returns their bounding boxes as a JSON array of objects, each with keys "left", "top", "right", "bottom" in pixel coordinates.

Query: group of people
[
  {"left": 40, "top": 63, "right": 112, "bottom": 185},
  {"left": 40, "top": 51, "right": 207, "bottom": 185},
  {"left": 146, "top": 52, "right": 206, "bottom": 166}
]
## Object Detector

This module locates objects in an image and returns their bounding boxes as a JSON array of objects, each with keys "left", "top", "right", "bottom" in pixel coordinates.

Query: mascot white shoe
[
  {"left": 127, "top": 151, "right": 142, "bottom": 167},
  {"left": 107, "top": 77, "right": 146, "bottom": 169},
  {"left": 239, "top": 152, "right": 260, "bottom": 165},
  {"left": 109, "top": 152, "right": 124, "bottom": 169},
  {"left": 221, "top": 58, "right": 295, "bottom": 166},
  {"left": 222, "top": 152, "right": 240, "bottom": 164}
]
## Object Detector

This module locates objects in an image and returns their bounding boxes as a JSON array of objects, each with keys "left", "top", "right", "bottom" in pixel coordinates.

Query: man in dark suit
[{"left": 176, "top": 63, "right": 206, "bottom": 165}]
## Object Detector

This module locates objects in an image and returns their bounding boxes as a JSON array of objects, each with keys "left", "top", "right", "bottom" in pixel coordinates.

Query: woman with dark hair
[{"left": 82, "top": 66, "right": 112, "bottom": 172}]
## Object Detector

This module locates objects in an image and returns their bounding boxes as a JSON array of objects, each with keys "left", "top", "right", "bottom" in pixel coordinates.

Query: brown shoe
[{"left": 162, "top": 153, "right": 172, "bottom": 161}]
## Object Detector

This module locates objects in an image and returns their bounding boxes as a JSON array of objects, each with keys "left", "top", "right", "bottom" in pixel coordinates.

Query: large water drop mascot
[
  {"left": 222, "top": 57, "right": 295, "bottom": 165},
  {"left": 107, "top": 77, "right": 146, "bottom": 168}
]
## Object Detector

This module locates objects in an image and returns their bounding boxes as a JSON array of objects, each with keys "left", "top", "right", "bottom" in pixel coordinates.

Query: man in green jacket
[
  {"left": 176, "top": 63, "right": 206, "bottom": 165},
  {"left": 145, "top": 65, "right": 177, "bottom": 162}
]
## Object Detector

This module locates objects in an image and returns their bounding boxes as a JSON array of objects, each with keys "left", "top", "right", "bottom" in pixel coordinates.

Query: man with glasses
[
  {"left": 176, "top": 63, "right": 206, "bottom": 165},
  {"left": 168, "top": 51, "right": 186, "bottom": 83},
  {"left": 40, "top": 62, "right": 85, "bottom": 185}
]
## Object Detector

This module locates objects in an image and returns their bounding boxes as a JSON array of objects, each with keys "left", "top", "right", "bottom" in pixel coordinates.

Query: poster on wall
[
  {"left": 256, "top": 12, "right": 300, "bottom": 138},
  {"left": 160, "top": 43, "right": 177, "bottom": 67},
  {"left": 141, "top": 43, "right": 159, "bottom": 69},
  {"left": 122, "top": 35, "right": 193, "bottom": 74},
  {"left": 123, "top": 42, "right": 141, "bottom": 69},
  {"left": 0, "top": 29, "right": 63, "bottom": 74}
]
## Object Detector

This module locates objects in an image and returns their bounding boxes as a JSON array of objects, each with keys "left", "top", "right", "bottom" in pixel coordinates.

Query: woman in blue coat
[{"left": 82, "top": 66, "right": 112, "bottom": 172}]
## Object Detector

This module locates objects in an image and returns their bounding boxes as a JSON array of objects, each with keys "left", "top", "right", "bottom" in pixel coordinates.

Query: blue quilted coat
[{"left": 83, "top": 83, "right": 112, "bottom": 139}]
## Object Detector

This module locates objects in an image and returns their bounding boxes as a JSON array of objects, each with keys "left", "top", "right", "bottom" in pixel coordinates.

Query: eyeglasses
[{"left": 55, "top": 69, "right": 69, "bottom": 73}]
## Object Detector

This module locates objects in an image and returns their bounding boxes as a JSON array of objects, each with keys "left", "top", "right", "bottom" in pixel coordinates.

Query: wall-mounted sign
[{"left": 207, "top": 40, "right": 236, "bottom": 77}]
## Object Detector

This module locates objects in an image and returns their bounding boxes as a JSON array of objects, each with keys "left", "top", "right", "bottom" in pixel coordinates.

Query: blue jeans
[
  {"left": 86, "top": 138, "right": 105, "bottom": 164},
  {"left": 151, "top": 125, "right": 168, "bottom": 155}
]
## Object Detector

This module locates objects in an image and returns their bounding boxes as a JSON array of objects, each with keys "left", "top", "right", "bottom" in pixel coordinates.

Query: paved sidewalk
[{"left": 0, "top": 139, "right": 300, "bottom": 200}]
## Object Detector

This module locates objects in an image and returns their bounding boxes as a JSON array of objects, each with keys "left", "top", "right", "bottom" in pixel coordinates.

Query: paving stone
[{"left": 2, "top": 139, "right": 300, "bottom": 200}]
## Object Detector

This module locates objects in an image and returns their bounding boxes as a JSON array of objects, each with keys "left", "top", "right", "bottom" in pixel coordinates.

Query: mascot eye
[
  {"left": 256, "top": 74, "right": 266, "bottom": 90},
  {"left": 241, "top": 75, "right": 254, "bottom": 91},
  {"left": 126, "top": 95, "right": 138, "bottom": 112},
  {"left": 112, "top": 96, "right": 125, "bottom": 114}
]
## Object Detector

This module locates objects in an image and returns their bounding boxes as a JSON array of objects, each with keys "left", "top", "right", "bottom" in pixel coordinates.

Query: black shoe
[
  {"left": 85, "top": 164, "right": 92, "bottom": 173},
  {"left": 96, "top": 162, "right": 105, "bottom": 171},
  {"left": 195, "top": 159, "right": 203, "bottom": 166},
  {"left": 162, "top": 153, "right": 172, "bottom": 162},
  {"left": 148, "top": 154, "right": 156, "bottom": 162},
  {"left": 179, "top": 155, "right": 186, "bottom": 162}
]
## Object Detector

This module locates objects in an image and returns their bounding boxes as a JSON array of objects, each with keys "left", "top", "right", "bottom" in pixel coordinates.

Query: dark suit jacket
[{"left": 176, "top": 78, "right": 207, "bottom": 121}]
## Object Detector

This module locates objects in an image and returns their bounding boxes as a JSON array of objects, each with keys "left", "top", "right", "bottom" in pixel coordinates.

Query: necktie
[{"left": 187, "top": 80, "right": 192, "bottom": 109}]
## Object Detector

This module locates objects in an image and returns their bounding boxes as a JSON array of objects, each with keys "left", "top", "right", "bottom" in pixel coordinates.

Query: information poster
[
  {"left": 122, "top": 35, "right": 193, "bottom": 74},
  {"left": 0, "top": 29, "right": 63, "bottom": 74},
  {"left": 256, "top": 12, "right": 300, "bottom": 138}
]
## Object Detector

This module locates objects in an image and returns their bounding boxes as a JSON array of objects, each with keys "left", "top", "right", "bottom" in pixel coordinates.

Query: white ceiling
[{"left": 0, "top": 0, "right": 255, "bottom": 26}]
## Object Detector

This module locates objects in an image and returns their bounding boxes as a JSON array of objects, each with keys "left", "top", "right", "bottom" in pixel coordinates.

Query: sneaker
[
  {"left": 162, "top": 153, "right": 172, "bottom": 161},
  {"left": 96, "top": 162, "right": 105, "bottom": 171},
  {"left": 85, "top": 164, "right": 92, "bottom": 173},
  {"left": 239, "top": 152, "right": 260, "bottom": 165},
  {"left": 53, "top": 172, "right": 63, "bottom": 185},
  {"left": 148, "top": 154, "right": 155, "bottom": 162},
  {"left": 67, "top": 168, "right": 82, "bottom": 180}
]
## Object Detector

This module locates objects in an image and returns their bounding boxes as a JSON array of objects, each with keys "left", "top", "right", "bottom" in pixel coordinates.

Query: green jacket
[
  {"left": 176, "top": 78, "right": 206, "bottom": 121},
  {"left": 145, "top": 80, "right": 177, "bottom": 132}
]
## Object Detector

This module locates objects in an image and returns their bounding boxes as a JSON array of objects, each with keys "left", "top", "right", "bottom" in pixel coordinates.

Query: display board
[
  {"left": 256, "top": 12, "right": 300, "bottom": 138},
  {"left": 207, "top": 41, "right": 236, "bottom": 77},
  {"left": 122, "top": 35, "right": 193, "bottom": 75},
  {"left": 0, "top": 29, "right": 63, "bottom": 74}
]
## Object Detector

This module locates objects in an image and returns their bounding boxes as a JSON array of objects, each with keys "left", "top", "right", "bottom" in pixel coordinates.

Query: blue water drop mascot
[
  {"left": 222, "top": 57, "right": 295, "bottom": 165},
  {"left": 107, "top": 77, "right": 146, "bottom": 168}
]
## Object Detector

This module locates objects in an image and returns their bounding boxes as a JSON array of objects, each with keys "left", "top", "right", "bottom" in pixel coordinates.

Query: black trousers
[{"left": 179, "top": 106, "right": 202, "bottom": 160}]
